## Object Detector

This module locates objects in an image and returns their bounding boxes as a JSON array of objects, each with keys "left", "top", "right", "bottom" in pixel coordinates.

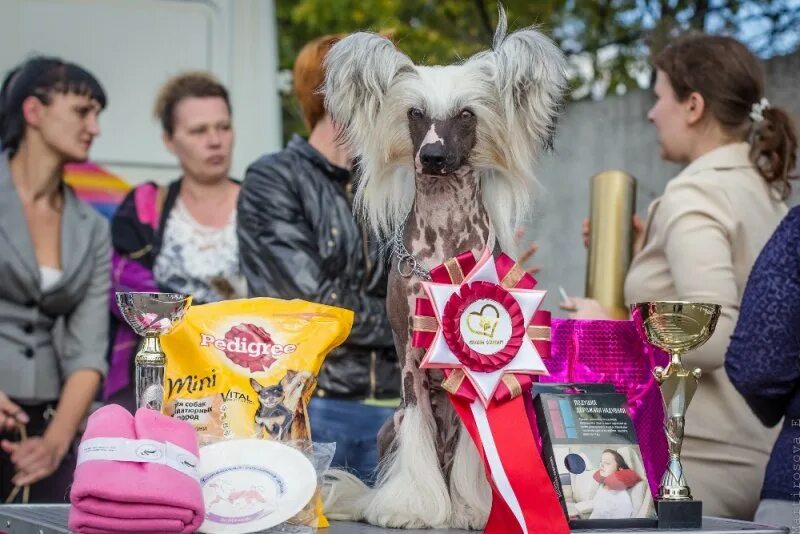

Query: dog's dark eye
[
  {"left": 408, "top": 108, "right": 423, "bottom": 120},
  {"left": 460, "top": 109, "right": 475, "bottom": 120}
]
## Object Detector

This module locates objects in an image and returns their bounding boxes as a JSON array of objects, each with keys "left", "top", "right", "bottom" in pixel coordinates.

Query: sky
[{"left": 568, "top": 0, "right": 800, "bottom": 99}]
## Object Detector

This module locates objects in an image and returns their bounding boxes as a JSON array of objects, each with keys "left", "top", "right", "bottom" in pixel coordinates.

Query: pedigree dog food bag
[{"left": 159, "top": 298, "right": 353, "bottom": 443}]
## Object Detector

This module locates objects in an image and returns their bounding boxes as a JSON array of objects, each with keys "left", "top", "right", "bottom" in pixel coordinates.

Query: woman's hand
[
  {"left": 582, "top": 218, "right": 591, "bottom": 249},
  {"left": 514, "top": 228, "right": 541, "bottom": 276},
  {"left": 1, "top": 369, "right": 102, "bottom": 488},
  {"left": 631, "top": 214, "right": 646, "bottom": 256},
  {"left": 582, "top": 214, "right": 647, "bottom": 256},
  {"left": 1, "top": 434, "right": 67, "bottom": 487},
  {"left": 559, "top": 296, "right": 614, "bottom": 320},
  {"left": 518, "top": 242, "right": 540, "bottom": 276},
  {"left": 0, "top": 391, "right": 28, "bottom": 432}
]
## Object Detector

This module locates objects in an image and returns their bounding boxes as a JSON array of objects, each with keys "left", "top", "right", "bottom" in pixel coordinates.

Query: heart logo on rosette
[{"left": 466, "top": 304, "right": 501, "bottom": 338}]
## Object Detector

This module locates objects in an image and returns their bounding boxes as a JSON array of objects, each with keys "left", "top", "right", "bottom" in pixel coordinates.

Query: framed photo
[{"left": 532, "top": 384, "right": 657, "bottom": 528}]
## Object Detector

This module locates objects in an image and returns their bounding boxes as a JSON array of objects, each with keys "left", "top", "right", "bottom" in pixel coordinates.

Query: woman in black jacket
[{"left": 237, "top": 34, "right": 400, "bottom": 482}]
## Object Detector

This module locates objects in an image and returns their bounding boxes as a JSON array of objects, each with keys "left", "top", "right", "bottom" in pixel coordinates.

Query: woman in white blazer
[
  {"left": 562, "top": 35, "right": 797, "bottom": 519},
  {"left": 0, "top": 57, "right": 110, "bottom": 502}
]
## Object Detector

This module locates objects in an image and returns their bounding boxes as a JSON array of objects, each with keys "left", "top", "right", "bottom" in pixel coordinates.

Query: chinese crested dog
[{"left": 322, "top": 8, "right": 566, "bottom": 529}]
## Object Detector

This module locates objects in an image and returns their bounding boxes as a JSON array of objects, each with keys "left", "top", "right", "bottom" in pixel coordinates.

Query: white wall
[{"left": 0, "top": 0, "right": 281, "bottom": 185}]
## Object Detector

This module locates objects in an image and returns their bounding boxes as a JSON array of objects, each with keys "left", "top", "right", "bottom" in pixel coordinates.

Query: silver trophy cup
[{"left": 116, "top": 292, "right": 192, "bottom": 412}]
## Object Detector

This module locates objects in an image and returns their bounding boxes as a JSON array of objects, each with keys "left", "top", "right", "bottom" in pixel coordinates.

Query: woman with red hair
[{"left": 237, "top": 34, "right": 401, "bottom": 482}]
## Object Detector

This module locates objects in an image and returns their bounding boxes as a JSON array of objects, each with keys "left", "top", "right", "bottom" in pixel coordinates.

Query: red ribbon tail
[
  {"left": 451, "top": 396, "right": 522, "bottom": 533},
  {"left": 451, "top": 395, "right": 569, "bottom": 534}
]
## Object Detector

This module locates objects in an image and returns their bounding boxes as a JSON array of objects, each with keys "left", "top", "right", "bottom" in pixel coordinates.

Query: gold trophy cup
[{"left": 631, "top": 301, "right": 721, "bottom": 528}]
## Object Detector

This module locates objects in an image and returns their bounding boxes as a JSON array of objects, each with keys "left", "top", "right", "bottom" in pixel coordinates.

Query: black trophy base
[{"left": 657, "top": 499, "right": 703, "bottom": 529}]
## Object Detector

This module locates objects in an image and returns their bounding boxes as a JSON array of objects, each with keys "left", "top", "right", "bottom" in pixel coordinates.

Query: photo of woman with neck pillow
[{"left": 589, "top": 449, "right": 643, "bottom": 519}]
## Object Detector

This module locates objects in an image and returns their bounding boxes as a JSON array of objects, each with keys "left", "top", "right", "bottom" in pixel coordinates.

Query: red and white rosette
[{"left": 413, "top": 248, "right": 569, "bottom": 534}]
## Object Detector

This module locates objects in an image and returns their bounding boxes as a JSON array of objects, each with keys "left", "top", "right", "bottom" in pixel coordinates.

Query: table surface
[{"left": 0, "top": 505, "right": 789, "bottom": 534}]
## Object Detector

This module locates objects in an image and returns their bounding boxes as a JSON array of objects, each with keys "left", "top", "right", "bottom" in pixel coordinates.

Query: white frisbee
[{"left": 198, "top": 439, "right": 317, "bottom": 534}]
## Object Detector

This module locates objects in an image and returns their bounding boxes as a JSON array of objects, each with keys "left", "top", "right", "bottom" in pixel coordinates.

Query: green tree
[
  {"left": 556, "top": 0, "right": 800, "bottom": 98},
  {"left": 276, "top": 0, "right": 800, "bottom": 139},
  {"left": 276, "top": 1, "right": 567, "bottom": 138}
]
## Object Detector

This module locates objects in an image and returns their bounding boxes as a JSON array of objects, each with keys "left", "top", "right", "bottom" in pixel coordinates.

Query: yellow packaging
[
  {"left": 160, "top": 297, "right": 353, "bottom": 443},
  {"left": 161, "top": 298, "right": 353, "bottom": 527}
]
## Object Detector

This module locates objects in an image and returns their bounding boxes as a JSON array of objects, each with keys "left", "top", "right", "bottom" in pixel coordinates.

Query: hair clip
[{"left": 749, "top": 97, "right": 770, "bottom": 123}]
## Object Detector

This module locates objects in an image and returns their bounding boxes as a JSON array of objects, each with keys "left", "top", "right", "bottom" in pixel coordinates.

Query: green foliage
[
  {"left": 277, "top": 1, "right": 565, "bottom": 69},
  {"left": 276, "top": 1, "right": 567, "bottom": 137},
  {"left": 276, "top": 0, "right": 800, "bottom": 139}
]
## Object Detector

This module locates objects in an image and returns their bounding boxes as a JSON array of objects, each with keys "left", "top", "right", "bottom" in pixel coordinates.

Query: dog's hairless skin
[
  {"left": 321, "top": 7, "right": 566, "bottom": 528},
  {"left": 378, "top": 111, "right": 492, "bottom": 477}
]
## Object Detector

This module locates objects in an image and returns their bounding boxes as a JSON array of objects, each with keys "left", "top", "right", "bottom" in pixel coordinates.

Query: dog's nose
[{"left": 419, "top": 143, "right": 446, "bottom": 173}]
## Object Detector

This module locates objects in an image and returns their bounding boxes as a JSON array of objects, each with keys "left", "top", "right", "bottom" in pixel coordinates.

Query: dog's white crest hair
[
  {"left": 324, "top": 6, "right": 566, "bottom": 249},
  {"left": 323, "top": 405, "right": 451, "bottom": 528},
  {"left": 448, "top": 424, "right": 491, "bottom": 529}
]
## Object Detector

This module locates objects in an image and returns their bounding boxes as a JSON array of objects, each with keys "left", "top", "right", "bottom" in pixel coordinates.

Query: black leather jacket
[{"left": 237, "top": 135, "right": 400, "bottom": 399}]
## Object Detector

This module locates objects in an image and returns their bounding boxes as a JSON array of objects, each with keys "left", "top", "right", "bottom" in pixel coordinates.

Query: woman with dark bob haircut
[{"left": 0, "top": 56, "right": 111, "bottom": 502}]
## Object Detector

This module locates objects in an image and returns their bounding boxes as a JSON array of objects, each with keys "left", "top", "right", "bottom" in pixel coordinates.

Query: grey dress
[{"left": 0, "top": 151, "right": 109, "bottom": 403}]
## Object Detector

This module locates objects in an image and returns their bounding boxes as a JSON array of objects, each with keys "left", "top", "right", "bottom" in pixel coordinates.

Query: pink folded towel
[{"left": 68, "top": 404, "right": 204, "bottom": 534}]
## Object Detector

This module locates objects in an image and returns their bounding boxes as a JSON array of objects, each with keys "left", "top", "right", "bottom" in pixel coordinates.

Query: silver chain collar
[
  {"left": 392, "top": 223, "right": 432, "bottom": 280},
  {"left": 392, "top": 222, "right": 496, "bottom": 281}
]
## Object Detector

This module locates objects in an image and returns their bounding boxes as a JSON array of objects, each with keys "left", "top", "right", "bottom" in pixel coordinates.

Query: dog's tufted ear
[
  {"left": 250, "top": 377, "right": 263, "bottom": 393},
  {"left": 323, "top": 33, "right": 415, "bottom": 153},
  {"left": 479, "top": 6, "right": 567, "bottom": 150}
]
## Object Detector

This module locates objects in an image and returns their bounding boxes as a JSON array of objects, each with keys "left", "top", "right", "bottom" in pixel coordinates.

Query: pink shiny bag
[{"left": 540, "top": 318, "right": 669, "bottom": 498}]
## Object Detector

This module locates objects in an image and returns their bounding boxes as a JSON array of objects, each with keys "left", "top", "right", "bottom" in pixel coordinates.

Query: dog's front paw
[
  {"left": 448, "top": 498, "right": 490, "bottom": 530},
  {"left": 447, "top": 426, "right": 491, "bottom": 529},
  {"left": 366, "top": 502, "right": 450, "bottom": 529}
]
